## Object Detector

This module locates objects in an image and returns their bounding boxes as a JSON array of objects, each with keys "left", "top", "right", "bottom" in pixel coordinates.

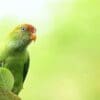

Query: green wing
[
  {"left": 23, "top": 55, "right": 30, "bottom": 82},
  {"left": 0, "top": 61, "right": 5, "bottom": 67},
  {"left": 0, "top": 61, "right": 2, "bottom": 67}
]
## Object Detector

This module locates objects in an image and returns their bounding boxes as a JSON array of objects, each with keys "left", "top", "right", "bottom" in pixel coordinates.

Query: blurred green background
[{"left": 0, "top": 0, "right": 100, "bottom": 100}]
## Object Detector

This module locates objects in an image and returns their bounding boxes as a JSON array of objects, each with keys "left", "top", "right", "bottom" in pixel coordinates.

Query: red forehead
[
  {"left": 24, "top": 24, "right": 36, "bottom": 33},
  {"left": 24, "top": 24, "right": 33, "bottom": 28}
]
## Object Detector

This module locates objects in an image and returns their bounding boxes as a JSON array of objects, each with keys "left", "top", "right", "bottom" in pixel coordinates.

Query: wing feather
[{"left": 23, "top": 55, "right": 30, "bottom": 82}]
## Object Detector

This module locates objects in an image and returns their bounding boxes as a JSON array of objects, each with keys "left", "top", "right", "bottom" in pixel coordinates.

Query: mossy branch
[{"left": 0, "top": 88, "right": 21, "bottom": 100}]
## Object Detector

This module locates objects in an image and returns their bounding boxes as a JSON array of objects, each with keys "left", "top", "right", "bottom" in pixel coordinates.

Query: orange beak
[
  {"left": 28, "top": 25, "right": 36, "bottom": 41},
  {"left": 30, "top": 33, "right": 36, "bottom": 41}
]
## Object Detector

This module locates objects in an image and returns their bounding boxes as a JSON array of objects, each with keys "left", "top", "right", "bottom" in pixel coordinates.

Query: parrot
[{"left": 0, "top": 24, "right": 36, "bottom": 95}]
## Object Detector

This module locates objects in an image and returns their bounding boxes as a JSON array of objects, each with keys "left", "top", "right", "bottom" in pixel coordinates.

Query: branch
[{"left": 0, "top": 88, "right": 21, "bottom": 100}]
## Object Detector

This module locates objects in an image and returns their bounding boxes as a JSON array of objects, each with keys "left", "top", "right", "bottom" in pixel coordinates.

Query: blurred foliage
[
  {"left": 0, "top": 68, "right": 20, "bottom": 100},
  {"left": 0, "top": 68, "right": 14, "bottom": 91},
  {"left": 0, "top": 0, "right": 100, "bottom": 100}
]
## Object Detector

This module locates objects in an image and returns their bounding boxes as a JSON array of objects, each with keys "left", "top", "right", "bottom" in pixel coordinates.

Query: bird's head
[{"left": 7, "top": 24, "right": 36, "bottom": 51}]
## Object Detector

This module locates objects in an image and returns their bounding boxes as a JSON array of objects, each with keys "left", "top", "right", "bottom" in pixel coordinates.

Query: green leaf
[{"left": 0, "top": 67, "right": 14, "bottom": 91}]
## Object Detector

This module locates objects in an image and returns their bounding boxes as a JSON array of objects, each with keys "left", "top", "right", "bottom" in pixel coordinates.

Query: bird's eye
[{"left": 21, "top": 27, "right": 26, "bottom": 31}]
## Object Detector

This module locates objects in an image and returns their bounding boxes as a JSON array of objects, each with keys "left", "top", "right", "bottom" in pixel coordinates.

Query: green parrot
[{"left": 0, "top": 24, "right": 36, "bottom": 95}]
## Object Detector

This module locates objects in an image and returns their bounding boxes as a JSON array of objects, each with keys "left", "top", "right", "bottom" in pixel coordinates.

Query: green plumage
[{"left": 0, "top": 24, "right": 36, "bottom": 95}]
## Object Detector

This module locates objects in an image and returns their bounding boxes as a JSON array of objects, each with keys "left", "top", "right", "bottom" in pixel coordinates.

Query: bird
[{"left": 0, "top": 24, "right": 36, "bottom": 95}]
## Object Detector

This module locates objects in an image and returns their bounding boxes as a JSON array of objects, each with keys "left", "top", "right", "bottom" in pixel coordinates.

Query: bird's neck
[{"left": 6, "top": 40, "right": 27, "bottom": 53}]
